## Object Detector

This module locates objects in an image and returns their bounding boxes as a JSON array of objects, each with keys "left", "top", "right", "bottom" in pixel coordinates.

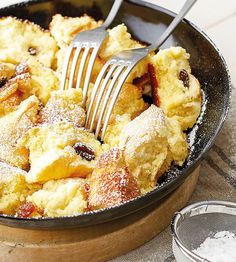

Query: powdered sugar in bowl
[{"left": 171, "top": 201, "right": 236, "bottom": 262}]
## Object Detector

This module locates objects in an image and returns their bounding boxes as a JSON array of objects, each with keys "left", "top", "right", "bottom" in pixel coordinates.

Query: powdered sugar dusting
[
  {"left": 41, "top": 100, "right": 85, "bottom": 126},
  {"left": 120, "top": 105, "right": 167, "bottom": 153},
  {"left": 90, "top": 168, "right": 140, "bottom": 208},
  {"left": 188, "top": 90, "right": 208, "bottom": 148},
  {"left": 15, "top": 62, "right": 29, "bottom": 75},
  {"left": 40, "top": 90, "right": 86, "bottom": 126},
  {"left": 0, "top": 96, "right": 39, "bottom": 168},
  {"left": 0, "top": 161, "right": 27, "bottom": 182},
  {"left": 97, "top": 148, "right": 123, "bottom": 169},
  {"left": 193, "top": 231, "right": 236, "bottom": 262}
]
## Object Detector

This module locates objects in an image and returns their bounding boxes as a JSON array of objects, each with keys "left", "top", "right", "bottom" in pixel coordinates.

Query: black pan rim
[{"left": 0, "top": 0, "right": 231, "bottom": 228}]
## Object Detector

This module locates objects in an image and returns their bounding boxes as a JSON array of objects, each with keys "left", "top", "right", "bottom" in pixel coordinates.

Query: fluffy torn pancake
[
  {"left": 40, "top": 89, "right": 85, "bottom": 126},
  {"left": 0, "top": 95, "right": 40, "bottom": 169},
  {"left": 0, "top": 162, "right": 40, "bottom": 215},
  {"left": 27, "top": 178, "right": 87, "bottom": 217},
  {"left": 88, "top": 148, "right": 140, "bottom": 209},
  {"left": 20, "top": 122, "right": 102, "bottom": 183},
  {"left": 150, "top": 47, "right": 201, "bottom": 130},
  {"left": 24, "top": 58, "right": 60, "bottom": 104},
  {"left": 119, "top": 105, "right": 171, "bottom": 193},
  {"left": 50, "top": 14, "right": 102, "bottom": 48},
  {"left": 0, "top": 17, "right": 58, "bottom": 68}
]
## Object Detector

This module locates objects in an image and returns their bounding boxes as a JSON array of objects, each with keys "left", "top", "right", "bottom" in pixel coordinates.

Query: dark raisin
[
  {"left": 84, "top": 183, "right": 92, "bottom": 212},
  {"left": 142, "top": 94, "right": 153, "bottom": 104},
  {"left": 74, "top": 142, "right": 95, "bottom": 161},
  {"left": 15, "top": 62, "right": 29, "bottom": 75},
  {"left": 0, "top": 77, "right": 7, "bottom": 88},
  {"left": 179, "top": 69, "right": 189, "bottom": 87},
  {"left": 28, "top": 47, "right": 37, "bottom": 56},
  {"left": 148, "top": 63, "right": 159, "bottom": 106},
  {"left": 133, "top": 73, "right": 150, "bottom": 89},
  {"left": 84, "top": 183, "right": 90, "bottom": 194},
  {"left": 17, "top": 202, "right": 36, "bottom": 218}
]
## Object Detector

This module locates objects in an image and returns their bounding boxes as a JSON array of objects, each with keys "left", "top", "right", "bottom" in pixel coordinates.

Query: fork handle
[
  {"left": 149, "top": 0, "right": 198, "bottom": 51},
  {"left": 102, "top": 0, "right": 123, "bottom": 28}
]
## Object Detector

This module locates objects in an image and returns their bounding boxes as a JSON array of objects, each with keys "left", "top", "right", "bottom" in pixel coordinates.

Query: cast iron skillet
[{"left": 0, "top": 0, "right": 231, "bottom": 229}]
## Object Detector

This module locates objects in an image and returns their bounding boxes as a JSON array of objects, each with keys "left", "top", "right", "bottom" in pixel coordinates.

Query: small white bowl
[{"left": 171, "top": 200, "right": 236, "bottom": 262}]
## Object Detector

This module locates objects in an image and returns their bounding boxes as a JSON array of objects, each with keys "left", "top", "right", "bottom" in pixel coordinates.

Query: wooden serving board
[{"left": 0, "top": 166, "right": 200, "bottom": 262}]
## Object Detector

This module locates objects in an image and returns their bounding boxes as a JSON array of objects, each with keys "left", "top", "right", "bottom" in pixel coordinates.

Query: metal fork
[
  {"left": 85, "top": 0, "right": 197, "bottom": 141},
  {"left": 60, "top": 0, "right": 123, "bottom": 107}
]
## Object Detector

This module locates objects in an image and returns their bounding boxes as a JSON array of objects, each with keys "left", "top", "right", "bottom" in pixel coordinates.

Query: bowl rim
[
  {"left": 171, "top": 200, "right": 236, "bottom": 262},
  {"left": 0, "top": 0, "right": 232, "bottom": 227}
]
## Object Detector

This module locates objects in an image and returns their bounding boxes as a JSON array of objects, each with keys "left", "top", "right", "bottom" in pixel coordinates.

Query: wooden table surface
[{"left": 1, "top": 0, "right": 236, "bottom": 261}]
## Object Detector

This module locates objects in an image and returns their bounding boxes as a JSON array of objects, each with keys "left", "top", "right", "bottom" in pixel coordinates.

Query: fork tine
[
  {"left": 60, "top": 45, "right": 74, "bottom": 90},
  {"left": 86, "top": 63, "right": 117, "bottom": 131},
  {"left": 94, "top": 64, "right": 126, "bottom": 139},
  {"left": 82, "top": 45, "right": 100, "bottom": 107},
  {"left": 101, "top": 65, "right": 133, "bottom": 141},
  {"left": 85, "top": 61, "right": 112, "bottom": 128},
  {"left": 75, "top": 46, "right": 90, "bottom": 91},
  {"left": 67, "top": 45, "right": 82, "bottom": 89}
]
